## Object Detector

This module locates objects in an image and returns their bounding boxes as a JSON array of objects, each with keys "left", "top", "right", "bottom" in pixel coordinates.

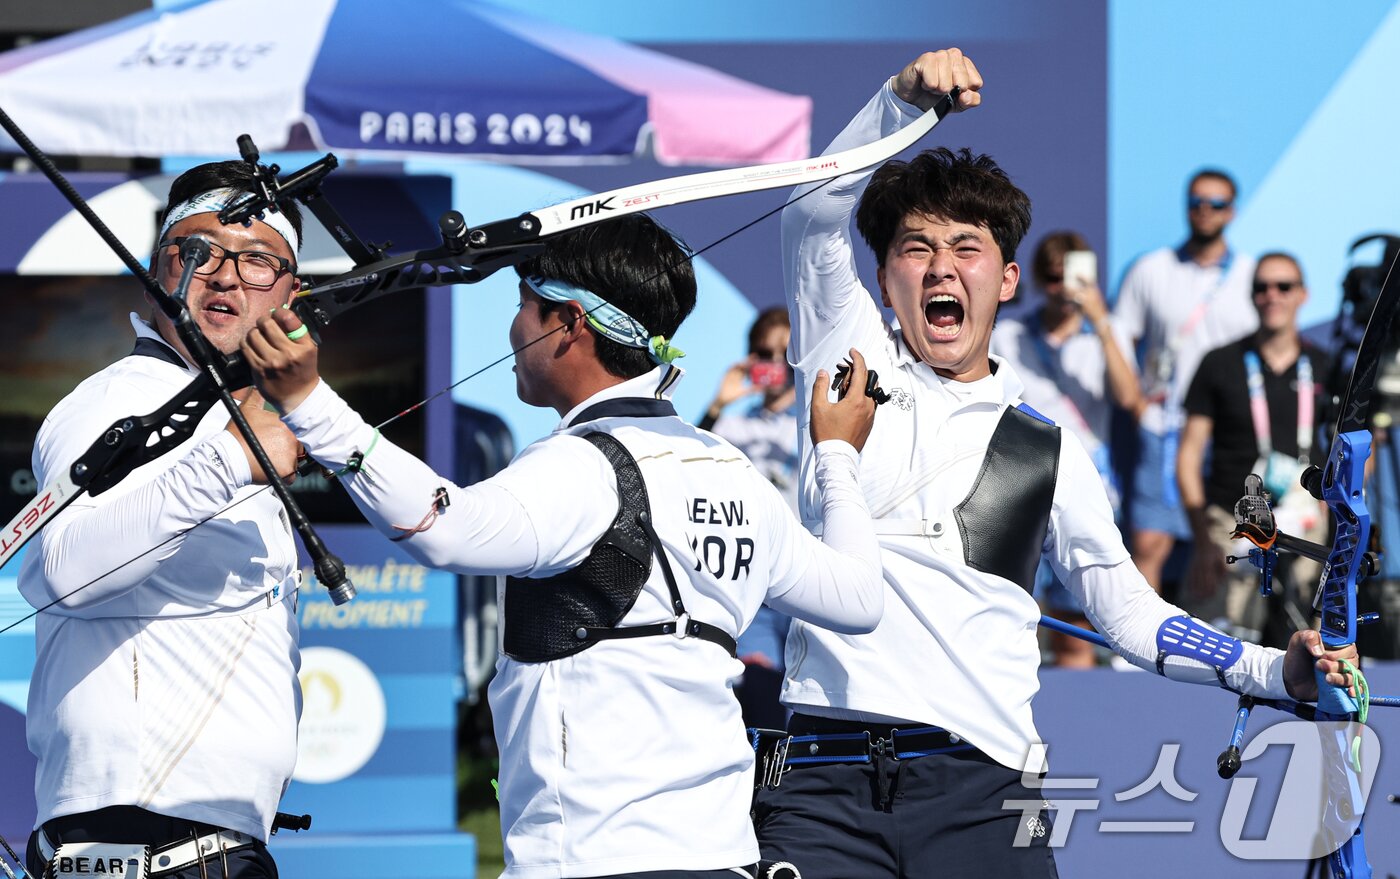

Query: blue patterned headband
[{"left": 523, "top": 274, "right": 684, "bottom": 364}]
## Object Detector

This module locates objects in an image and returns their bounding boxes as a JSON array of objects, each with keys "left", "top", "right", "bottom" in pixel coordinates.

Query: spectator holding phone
[
  {"left": 700, "top": 307, "right": 800, "bottom": 507},
  {"left": 700, "top": 307, "right": 799, "bottom": 727},
  {"left": 991, "top": 231, "right": 1143, "bottom": 666},
  {"left": 993, "top": 232, "right": 1143, "bottom": 510}
]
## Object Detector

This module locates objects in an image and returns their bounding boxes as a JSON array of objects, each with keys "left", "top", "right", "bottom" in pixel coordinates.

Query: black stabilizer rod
[
  {"left": 0, "top": 106, "right": 355, "bottom": 605},
  {"left": 272, "top": 812, "right": 312, "bottom": 833}
]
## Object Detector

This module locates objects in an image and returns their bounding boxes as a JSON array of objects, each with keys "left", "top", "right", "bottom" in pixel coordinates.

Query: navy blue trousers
[
  {"left": 594, "top": 871, "right": 753, "bottom": 878},
  {"left": 754, "top": 742, "right": 1059, "bottom": 879}
]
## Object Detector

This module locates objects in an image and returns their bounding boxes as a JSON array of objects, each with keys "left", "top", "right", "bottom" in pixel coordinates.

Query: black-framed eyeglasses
[
  {"left": 162, "top": 237, "right": 295, "bottom": 289},
  {"left": 1187, "top": 195, "right": 1232, "bottom": 212},
  {"left": 1251, "top": 279, "right": 1301, "bottom": 295}
]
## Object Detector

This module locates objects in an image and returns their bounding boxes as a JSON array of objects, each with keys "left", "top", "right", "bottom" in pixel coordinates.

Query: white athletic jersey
[
  {"left": 1114, "top": 245, "right": 1257, "bottom": 434},
  {"left": 778, "top": 83, "right": 1289, "bottom": 774},
  {"left": 712, "top": 402, "right": 800, "bottom": 512},
  {"left": 283, "top": 366, "right": 883, "bottom": 879},
  {"left": 20, "top": 315, "right": 300, "bottom": 840}
]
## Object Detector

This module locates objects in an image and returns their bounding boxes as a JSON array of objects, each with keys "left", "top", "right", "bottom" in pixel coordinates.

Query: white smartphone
[{"left": 1063, "top": 250, "right": 1097, "bottom": 291}]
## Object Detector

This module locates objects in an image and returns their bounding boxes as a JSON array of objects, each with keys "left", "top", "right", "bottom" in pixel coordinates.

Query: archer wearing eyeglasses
[
  {"left": 1176, "top": 252, "right": 1332, "bottom": 646},
  {"left": 1113, "top": 169, "right": 1260, "bottom": 596},
  {"left": 18, "top": 161, "right": 307, "bottom": 878}
]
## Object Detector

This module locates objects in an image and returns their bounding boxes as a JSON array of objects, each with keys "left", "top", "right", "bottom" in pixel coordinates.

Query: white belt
[{"left": 39, "top": 828, "right": 256, "bottom": 876}]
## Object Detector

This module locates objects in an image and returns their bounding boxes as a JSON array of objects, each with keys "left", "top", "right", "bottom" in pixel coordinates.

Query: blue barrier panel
[
  {"left": 1035, "top": 663, "right": 1400, "bottom": 877},
  {"left": 271, "top": 831, "right": 477, "bottom": 879},
  {"left": 0, "top": 549, "right": 36, "bottom": 847},
  {"left": 275, "top": 531, "right": 476, "bottom": 876}
]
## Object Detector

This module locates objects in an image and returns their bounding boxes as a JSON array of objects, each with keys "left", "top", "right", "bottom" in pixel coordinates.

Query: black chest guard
[
  {"left": 953, "top": 405, "right": 1061, "bottom": 593},
  {"left": 502, "top": 429, "right": 737, "bottom": 663}
]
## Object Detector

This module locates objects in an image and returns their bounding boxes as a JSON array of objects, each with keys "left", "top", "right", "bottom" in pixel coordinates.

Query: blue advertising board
[{"left": 271, "top": 529, "right": 476, "bottom": 877}]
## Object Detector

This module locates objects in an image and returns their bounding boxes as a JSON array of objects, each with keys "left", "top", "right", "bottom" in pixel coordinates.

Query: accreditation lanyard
[
  {"left": 1153, "top": 249, "right": 1235, "bottom": 391},
  {"left": 1243, "top": 350, "right": 1313, "bottom": 462},
  {"left": 1028, "top": 323, "right": 1113, "bottom": 480},
  {"left": 1028, "top": 325, "right": 1096, "bottom": 439}
]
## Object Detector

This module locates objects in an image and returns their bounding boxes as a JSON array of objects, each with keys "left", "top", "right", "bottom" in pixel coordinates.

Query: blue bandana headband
[{"left": 523, "top": 274, "right": 684, "bottom": 364}]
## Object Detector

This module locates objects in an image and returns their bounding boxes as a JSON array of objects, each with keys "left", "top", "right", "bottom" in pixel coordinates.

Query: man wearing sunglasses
[
  {"left": 1115, "top": 170, "right": 1259, "bottom": 595},
  {"left": 18, "top": 161, "right": 305, "bottom": 877},
  {"left": 1177, "top": 252, "right": 1331, "bottom": 645}
]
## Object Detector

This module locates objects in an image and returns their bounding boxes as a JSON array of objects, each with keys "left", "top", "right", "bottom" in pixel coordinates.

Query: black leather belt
[
  {"left": 35, "top": 807, "right": 259, "bottom": 877},
  {"left": 39, "top": 827, "right": 256, "bottom": 876}
]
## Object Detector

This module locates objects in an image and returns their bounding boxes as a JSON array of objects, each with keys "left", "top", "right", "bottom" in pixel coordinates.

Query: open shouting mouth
[{"left": 925, "top": 294, "right": 964, "bottom": 336}]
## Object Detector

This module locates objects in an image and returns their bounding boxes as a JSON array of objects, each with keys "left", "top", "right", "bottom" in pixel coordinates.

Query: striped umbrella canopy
[{"left": 0, "top": 0, "right": 811, "bottom": 167}]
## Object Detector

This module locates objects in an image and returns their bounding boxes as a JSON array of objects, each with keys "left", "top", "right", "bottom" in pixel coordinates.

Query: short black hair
[
  {"left": 157, "top": 160, "right": 305, "bottom": 255},
  {"left": 1032, "top": 230, "right": 1090, "bottom": 286},
  {"left": 515, "top": 213, "right": 697, "bottom": 380},
  {"left": 1187, "top": 168, "right": 1238, "bottom": 201},
  {"left": 856, "top": 147, "right": 1031, "bottom": 267}
]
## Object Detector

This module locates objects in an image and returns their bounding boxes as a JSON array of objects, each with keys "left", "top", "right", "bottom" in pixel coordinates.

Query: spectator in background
[
  {"left": 700, "top": 308, "right": 800, "bottom": 501},
  {"left": 700, "top": 307, "right": 798, "bottom": 728},
  {"left": 1178, "top": 252, "right": 1331, "bottom": 645},
  {"left": 1115, "top": 170, "right": 1258, "bottom": 593},
  {"left": 991, "top": 231, "right": 1142, "bottom": 666}
]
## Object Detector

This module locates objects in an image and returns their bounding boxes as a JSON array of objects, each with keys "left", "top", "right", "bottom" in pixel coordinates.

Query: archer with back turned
[
  {"left": 754, "top": 49, "right": 1362, "bottom": 879},
  {"left": 244, "top": 213, "right": 890, "bottom": 879}
]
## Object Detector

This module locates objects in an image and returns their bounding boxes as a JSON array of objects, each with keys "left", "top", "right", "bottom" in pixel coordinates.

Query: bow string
[{"left": 0, "top": 90, "right": 962, "bottom": 626}]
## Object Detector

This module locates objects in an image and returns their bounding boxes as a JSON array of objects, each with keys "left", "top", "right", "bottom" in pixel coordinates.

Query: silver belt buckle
[
  {"left": 765, "top": 735, "right": 792, "bottom": 789},
  {"left": 50, "top": 842, "right": 150, "bottom": 879}
]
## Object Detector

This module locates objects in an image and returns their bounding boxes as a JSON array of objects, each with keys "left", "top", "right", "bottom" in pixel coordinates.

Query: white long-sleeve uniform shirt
[
  {"left": 779, "top": 82, "right": 1291, "bottom": 774},
  {"left": 20, "top": 315, "right": 301, "bottom": 840},
  {"left": 283, "top": 365, "right": 883, "bottom": 879}
]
